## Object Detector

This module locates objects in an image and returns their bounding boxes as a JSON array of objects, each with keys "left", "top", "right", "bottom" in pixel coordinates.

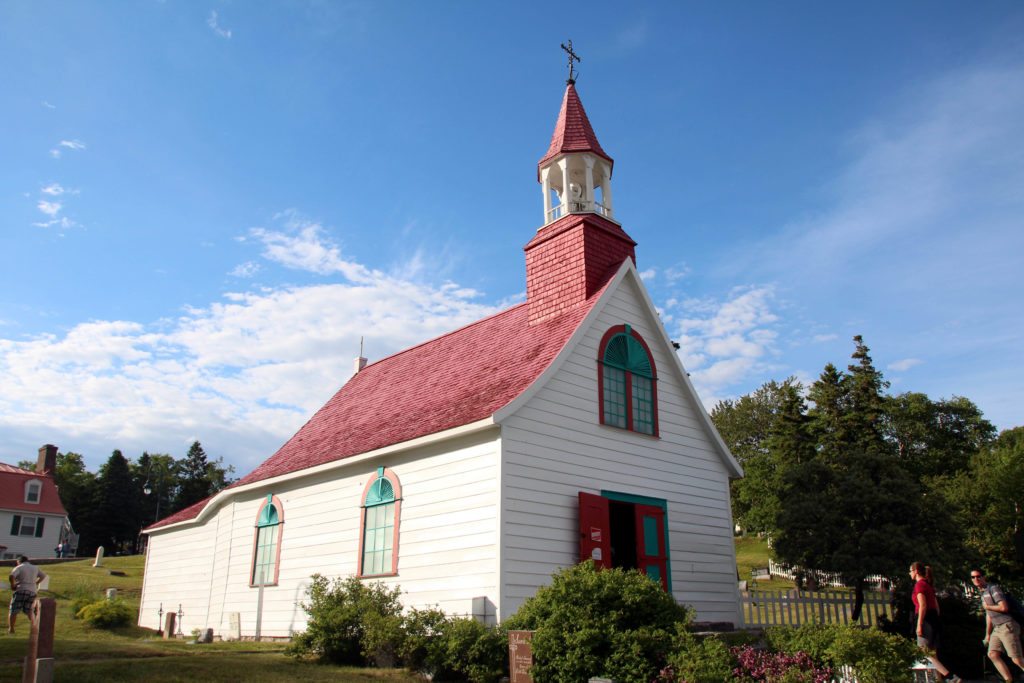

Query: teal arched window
[
  {"left": 360, "top": 468, "right": 402, "bottom": 576},
  {"left": 599, "top": 324, "right": 658, "bottom": 435},
  {"left": 251, "top": 495, "right": 283, "bottom": 586}
]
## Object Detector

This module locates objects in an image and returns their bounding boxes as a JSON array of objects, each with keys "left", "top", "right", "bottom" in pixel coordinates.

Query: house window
[
  {"left": 25, "top": 480, "right": 42, "bottom": 504},
  {"left": 598, "top": 324, "right": 658, "bottom": 436},
  {"left": 250, "top": 495, "right": 284, "bottom": 587},
  {"left": 359, "top": 467, "right": 402, "bottom": 577},
  {"left": 10, "top": 515, "right": 44, "bottom": 538}
]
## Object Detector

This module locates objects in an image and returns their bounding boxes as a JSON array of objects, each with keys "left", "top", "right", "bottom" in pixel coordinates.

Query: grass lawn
[
  {"left": 0, "top": 555, "right": 418, "bottom": 682},
  {"left": 0, "top": 539, "right": 789, "bottom": 680},
  {"left": 734, "top": 535, "right": 798, "bottom": 591}
]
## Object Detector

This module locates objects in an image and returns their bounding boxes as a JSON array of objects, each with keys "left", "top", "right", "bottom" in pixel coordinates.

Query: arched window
[
  {"left": 359, "top": 467, "right": 402, "bottom": 577},
  {"left": 598, "top": 324, "right": 658, "bottom": 436},
  {"left": 251, "top": 495, "right": 284, "bottom": 586}
]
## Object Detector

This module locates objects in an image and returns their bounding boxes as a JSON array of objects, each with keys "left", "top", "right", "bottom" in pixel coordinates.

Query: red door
[
  {"left": 634, "top": 504, "right": 668, "bottom": 590},
  {"left": 578, "top": 492, "right": 611, "bottom": 569}
]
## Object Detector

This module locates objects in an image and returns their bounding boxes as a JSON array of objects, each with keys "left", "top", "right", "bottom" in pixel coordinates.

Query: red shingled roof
[
  {"left": 538, "top": 83, "right": 613, "bottom": 172},
  {"left": 0, "top": 463, "right": 67, "bottom": 516},
  {"left": 147, "top": 290, "right": 604, "bottom": 530}
]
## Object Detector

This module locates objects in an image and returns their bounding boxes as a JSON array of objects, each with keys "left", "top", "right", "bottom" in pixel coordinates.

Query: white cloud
[
  {"left": 207, "top": 10, "right": 232, "bottom": 39},
  {"left": 0, "top": 250, "right": 498, "bottom": 471},
  {"left": 638, "top": 268, "right": 656, "bottom": 282},
  {"left": 668, "top": 285, "right": 781, "bottom": 408},
  {"left": 41, "top": 101, "right": 56, "bottom": 109},
  {"left": 40, "top": 183, "right": 65, "bottom": 196},
  {"left": 59, "top": 140, "right": 86, "bottom": 151},
  {"left": 230, "top": 261, "right": 260, "bottom": 278},
  {"left": 888, "top": 358, "right": 923, "bottom": 372},
  {"left": 37, "top": 200, "right": 61, "bottom": 217},
  {"left": 813, "top": 333, "right": 838, "bottom": 343}
]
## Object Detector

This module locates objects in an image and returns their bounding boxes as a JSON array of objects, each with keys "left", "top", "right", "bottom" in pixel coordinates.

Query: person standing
[
  {"left": 972, "top": 569, "right": 1024, "bottom": 682},
  {"left": 8, "top": 555, "right": 46, "bottom": 633},
  {"left": 910, "top": 562, "right": 963, "bottom": 683}
]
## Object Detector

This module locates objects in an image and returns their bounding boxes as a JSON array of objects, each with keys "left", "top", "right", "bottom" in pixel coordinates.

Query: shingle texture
[
  {"left": 0, "top": 463, "right": 67, "bottom": 516},
  {"left": 538, "top": 83, "right": 614, "bottom": 171},
  {"left": 147, "top": 292, "right": 604, "bottom": 530},
  {"left": 526, "top": 213, "right": 636, "bottom": 324}
]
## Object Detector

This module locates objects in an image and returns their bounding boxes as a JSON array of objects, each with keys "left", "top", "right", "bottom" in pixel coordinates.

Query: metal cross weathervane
[{"left": 561, "top": 40, "right": 581, "bottom": 83}]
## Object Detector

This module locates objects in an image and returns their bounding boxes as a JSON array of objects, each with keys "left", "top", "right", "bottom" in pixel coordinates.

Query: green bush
[
  {"left": 505, "top": 561, "right": 691, "bottom": 683},
  {"left": 399, "top": 606, "right": 451, "bottom": 675},
  {"left": 398, "top": 608, "right": 507, "bottom": 683},
  {"left": 765, "top": 624, "right": 917, "bottom": 683},
  {"left": 287, "top": 574, "right": 404, "bottom": 665},
  {"left": 660, "top": 625, "right": 733, "bottom": 683},
  {"left": 75, "top": 598, "right": 133, "bottom": 628}
]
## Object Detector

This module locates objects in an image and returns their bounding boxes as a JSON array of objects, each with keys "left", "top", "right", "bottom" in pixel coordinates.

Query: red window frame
[{"left": 597, "top": 324, "right": 659, "bottom": 437}]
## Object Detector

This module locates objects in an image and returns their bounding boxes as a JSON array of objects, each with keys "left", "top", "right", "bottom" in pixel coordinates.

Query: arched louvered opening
[
  {"left": 251, "top": 495, "right": 284, "bottom": 586},
  {"left": 359, "top": 468, "right": 403, "bottom": 577},
  {"left": 598, "top": 325, "right": 658, "bottom": 436}
]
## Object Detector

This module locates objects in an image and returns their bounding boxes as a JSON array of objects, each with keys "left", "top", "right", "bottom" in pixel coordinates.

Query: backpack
[{"left": 989, "top": 586, "right": 1024, "bottom": 625}]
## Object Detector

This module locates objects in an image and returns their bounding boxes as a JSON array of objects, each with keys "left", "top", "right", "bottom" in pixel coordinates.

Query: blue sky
[{"left": 2, "top": 2, "right": 1022, "bottom": 473}]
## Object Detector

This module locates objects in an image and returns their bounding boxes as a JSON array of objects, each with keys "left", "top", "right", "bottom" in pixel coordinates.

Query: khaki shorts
[{"left": 990, "top": 620, "right": 1023, "bottom": 660}]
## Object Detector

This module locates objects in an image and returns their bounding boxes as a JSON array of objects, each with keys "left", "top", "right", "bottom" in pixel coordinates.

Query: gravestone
[
  {"left": 227, "top": 612, "right": 241, "bottom": 641},
  {"left": 23, "top": 597, "right": 56, "bottom": 683},
  {"left": 199, "top": 628, "right": 214, "bottom": 643},
  {"left": 508, "top": 630, "right": 534, "bottom": 683},
  {"left": 163, "top": 612, "right": 176, "bottom": 639},
  {"left": 92, "top": 546, "right": 104, "bottom": 568},
  {"left": 105, "top": 588, "right": 117, "bottom": 600}
]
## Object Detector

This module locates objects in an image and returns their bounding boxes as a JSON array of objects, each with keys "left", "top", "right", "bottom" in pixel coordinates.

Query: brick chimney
[
  {"left": 525, "top": 212, "right": 636, "bottom": 324},
  {"left": 37, "top": 444, "right": 58, "bottom": 476}
]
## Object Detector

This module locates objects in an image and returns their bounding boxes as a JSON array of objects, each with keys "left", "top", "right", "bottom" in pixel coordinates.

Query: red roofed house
[
  {"left": 0, "top": 445, "right": 75, "bottom": 560},
  {"left": 139, "top": 77, "right": 744, "bottom": 637}
]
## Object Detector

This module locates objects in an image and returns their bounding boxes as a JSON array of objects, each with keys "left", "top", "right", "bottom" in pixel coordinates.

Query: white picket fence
[
  {"left": 767, "top": 559, "right": 889, "bottom": 590},
  {"left": 741, "top": 589, "right": 894, "bottom": 627}
]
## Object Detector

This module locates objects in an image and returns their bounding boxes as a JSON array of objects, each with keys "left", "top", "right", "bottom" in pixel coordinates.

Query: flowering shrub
[{"left": 730, "top": 646, "right": 833, "bottom": 683}]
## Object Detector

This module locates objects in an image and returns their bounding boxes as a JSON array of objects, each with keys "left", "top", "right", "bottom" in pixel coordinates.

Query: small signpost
[{"left": 509, "top": 630, "right": 534, "bottom": 683}]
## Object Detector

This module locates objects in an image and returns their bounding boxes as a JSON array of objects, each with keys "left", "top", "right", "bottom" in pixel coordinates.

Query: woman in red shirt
[{"left": 910, "top": 562, "right": 962, "bottom": 683}]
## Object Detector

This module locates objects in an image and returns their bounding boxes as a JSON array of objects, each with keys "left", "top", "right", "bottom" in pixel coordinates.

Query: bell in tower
[{"left": 537, "top": 42, "right": 615, "bottom": 226}]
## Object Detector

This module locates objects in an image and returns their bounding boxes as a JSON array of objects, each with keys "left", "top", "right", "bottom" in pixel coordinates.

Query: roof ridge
[{"left": 360, "top": 300, "right": 527, "bottom": 371}]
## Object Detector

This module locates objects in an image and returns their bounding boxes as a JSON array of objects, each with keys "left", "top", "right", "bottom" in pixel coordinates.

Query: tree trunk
[{"left": 851, "top": 577, "right": 865, "bottom": 622}]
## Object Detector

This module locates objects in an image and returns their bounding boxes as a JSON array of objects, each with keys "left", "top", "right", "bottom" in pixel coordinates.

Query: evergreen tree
[
  {"left": 845, "top": 335, "right": 890, "bottom": 455},
  {"left": 806, "top": 363, "right": 848, "bottom": 460},
  {"left": 92, "top": 450, "right": 139, "bottom": 553},
  {"left": 173, "top": 441, "right": 217, "bottom": 512},
  {"left": 777, "top": 336, "right": 919, "bottom": 620}
]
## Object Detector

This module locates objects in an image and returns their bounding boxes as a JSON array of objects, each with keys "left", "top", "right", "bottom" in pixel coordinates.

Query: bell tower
[{"left": 525, "top": 47, "right": 637, "bottom": 325}]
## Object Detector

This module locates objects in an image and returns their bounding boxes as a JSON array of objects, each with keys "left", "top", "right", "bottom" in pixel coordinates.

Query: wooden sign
[{"left": 508, "top": 629, "right": 534, "bottom": 683}]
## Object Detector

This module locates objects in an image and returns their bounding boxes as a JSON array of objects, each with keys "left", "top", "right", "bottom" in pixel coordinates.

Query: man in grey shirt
[
  {"left": 973, "top": 569, "right": 1024, "bottom": 683},
  {"left": 8, "top": 555, "right": 46, "bottom": 633}
]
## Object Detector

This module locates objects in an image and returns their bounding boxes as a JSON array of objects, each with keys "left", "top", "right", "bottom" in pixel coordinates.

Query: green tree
[
  {"left": 941, "top": 427, "right": 1024, "bottom": 580},
  {"left": 171, "top": 441, "right": 234, "bottom": 514},
  {"left": 883, "top": 392, "right": 995, "bottom": 480},
  {"left": 92, "top": 450, "right": 140, "bottom": 553},
  {"left": 776, "top": 336, "right": 922, "bottom": 620},
  {"left": 711, "top": 378, "right": 802, "bottom": 533},
  {"left": 53, "top": 451, "right": 98, "bottom": 555}
]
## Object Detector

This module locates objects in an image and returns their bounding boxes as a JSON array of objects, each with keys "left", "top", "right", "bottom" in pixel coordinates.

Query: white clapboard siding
[
  {"left": 499, "top": 272, "right": 742, "bottom": 625},
  {"left": 140, "top": 429, "right": 502, "bottom": 636}
]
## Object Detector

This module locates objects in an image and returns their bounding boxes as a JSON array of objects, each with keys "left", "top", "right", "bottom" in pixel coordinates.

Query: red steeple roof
[{"left": 538, "top": 82, "right": 614, "bottom": 173}]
